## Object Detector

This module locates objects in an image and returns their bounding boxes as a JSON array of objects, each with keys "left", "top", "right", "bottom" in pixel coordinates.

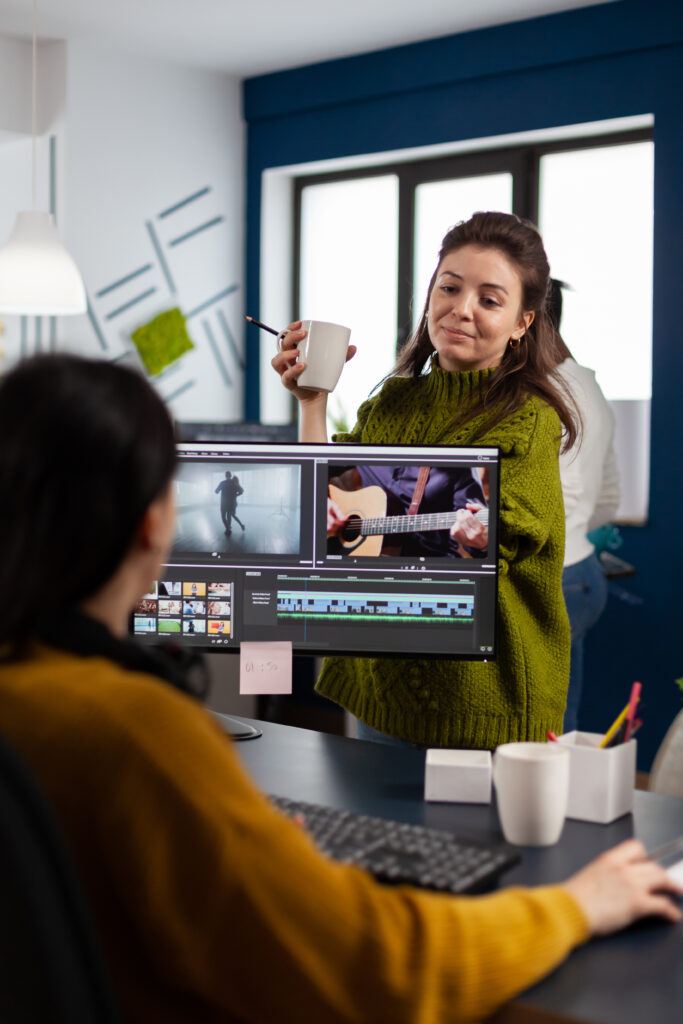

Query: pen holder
[{"left": 557, "top": 731, "right": 636, "bottom": 824}]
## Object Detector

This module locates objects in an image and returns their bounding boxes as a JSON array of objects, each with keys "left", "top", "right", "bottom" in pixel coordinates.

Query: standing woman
[{"left": 273, "top": 211, "right": 578, "bottom": 749}]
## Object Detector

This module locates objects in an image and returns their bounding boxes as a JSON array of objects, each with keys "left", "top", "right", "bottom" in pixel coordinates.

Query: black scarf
[{"left": 33, "top": 609, "right": 209, "bottom": 701}]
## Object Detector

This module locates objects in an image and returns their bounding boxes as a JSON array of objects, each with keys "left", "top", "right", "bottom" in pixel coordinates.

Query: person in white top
[{"left": 548, "top": 281, "right": 620, "bottom": 732}]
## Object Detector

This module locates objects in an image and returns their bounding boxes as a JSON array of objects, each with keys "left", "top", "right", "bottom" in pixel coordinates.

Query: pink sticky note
[{"left": 239, "top": 641, "right": 293, "bottom": 695}]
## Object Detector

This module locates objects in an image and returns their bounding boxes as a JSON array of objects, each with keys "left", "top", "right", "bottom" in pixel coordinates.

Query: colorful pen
[
  {"left": 546, "top": 731, "right": 559, "bottom": 742},
  {"left": 599, "top": 703, "right": 630, "bottom": 749},
  {"left": 629, "top": 717, "right": 643, "bottom": 739},
  {"left": 605, "top": 719, "right": 629, "bottom": 748},
  {"left": 623, "top": 681, "right": 642, "bottom": 742}
]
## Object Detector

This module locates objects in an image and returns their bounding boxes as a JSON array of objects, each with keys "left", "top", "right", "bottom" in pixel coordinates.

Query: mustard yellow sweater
[{"left": 0, "top": 646, "right": 588, "bottom": 1023}]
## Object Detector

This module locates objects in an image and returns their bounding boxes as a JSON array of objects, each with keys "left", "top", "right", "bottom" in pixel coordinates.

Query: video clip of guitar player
[
  {"left": 325, "top": 463, "right": 489, "bottom": 559},
  {"left": 170, "top": 461, "right": 302, "bottom": 558}
]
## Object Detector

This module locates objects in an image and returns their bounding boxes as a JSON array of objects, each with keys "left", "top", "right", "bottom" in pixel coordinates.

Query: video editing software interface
[{"left": 133, "top": 442, "right": 500, "bottom": 659}]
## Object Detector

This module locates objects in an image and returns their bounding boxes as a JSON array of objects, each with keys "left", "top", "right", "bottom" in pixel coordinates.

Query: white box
[
  {"left": 424, "top": 749, "right": 492, "bottom": 804},
  {"left": 558, "top": 731, "right": 636, "bottom": 824}
]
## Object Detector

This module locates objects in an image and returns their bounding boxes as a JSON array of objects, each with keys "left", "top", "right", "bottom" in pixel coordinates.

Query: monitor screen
[{"left": 132, "top": 441, "right": 500, "bottom": 659}]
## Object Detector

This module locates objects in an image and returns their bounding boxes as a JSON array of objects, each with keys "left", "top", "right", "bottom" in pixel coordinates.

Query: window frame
[{"left": 292, "top": 126, "right": 653, "bottom": 354}]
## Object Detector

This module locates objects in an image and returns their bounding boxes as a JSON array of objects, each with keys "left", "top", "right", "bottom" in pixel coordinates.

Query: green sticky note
[{"left": 131, "top": 307, "right": 194, "bottom": 376}]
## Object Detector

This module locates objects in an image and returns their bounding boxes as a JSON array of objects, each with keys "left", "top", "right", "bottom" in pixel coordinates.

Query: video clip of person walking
[
  {"left": 325, "top": 463, "right": 490, "bottom": 559},
  {"left": 171, "top": 461, "right": 302, "bottom": 558}
]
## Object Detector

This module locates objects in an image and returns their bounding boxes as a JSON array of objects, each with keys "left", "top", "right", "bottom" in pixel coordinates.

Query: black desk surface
[{"left": 226, "top": 716, "right": 683, "bottom": 1024}]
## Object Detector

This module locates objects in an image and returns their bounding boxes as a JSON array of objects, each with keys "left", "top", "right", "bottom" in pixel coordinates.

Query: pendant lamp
[{"left": 0, "top": 0, "right": 86, "bottom": 316}]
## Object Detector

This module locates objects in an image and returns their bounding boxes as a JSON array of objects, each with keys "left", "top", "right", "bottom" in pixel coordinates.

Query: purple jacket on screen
[{"left": 356, "top": 464, "right": 487, "bottom": 557}]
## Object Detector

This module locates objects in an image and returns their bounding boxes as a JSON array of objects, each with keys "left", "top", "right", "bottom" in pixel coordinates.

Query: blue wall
[{"left": 244, "top": 0, "right": 683, "bottom": 768}]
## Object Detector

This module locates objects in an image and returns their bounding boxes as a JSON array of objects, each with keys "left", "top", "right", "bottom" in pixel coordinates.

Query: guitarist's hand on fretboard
[{"left": 449, "top": 503, "right": 489, "bottom": 552}]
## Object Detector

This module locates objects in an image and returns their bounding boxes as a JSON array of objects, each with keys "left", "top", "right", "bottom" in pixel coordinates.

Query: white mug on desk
[{"left": 493, "top": 742, "right": 570, "bottom": 846}]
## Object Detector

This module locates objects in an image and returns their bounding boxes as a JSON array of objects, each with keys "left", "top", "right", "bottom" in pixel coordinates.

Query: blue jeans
[
  {"left": 355, "top": 719, "right": 426, "bottom": 750},
  {"left": 562, "top": 553, "right": 608, "bottom": 733}
]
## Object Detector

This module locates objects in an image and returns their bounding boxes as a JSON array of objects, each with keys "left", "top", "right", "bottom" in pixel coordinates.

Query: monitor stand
[{"left": 213, "top": 712, "right": 262, "bottom": 741}]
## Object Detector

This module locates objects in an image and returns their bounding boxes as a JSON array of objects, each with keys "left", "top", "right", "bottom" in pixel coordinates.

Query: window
[
  {"left": 538, "top": 141, "right": 654, "bottom": 402},
  {"left": 293, "top": 126, "right": 654, "bottom": 521},
  {"left": 297, "top": 175, "right": 398, "bottom": 432}
]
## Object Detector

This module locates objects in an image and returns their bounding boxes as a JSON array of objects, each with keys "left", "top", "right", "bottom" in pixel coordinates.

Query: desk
[{"left": 227, "top": 716, "right": 683, "bottom": 1024}]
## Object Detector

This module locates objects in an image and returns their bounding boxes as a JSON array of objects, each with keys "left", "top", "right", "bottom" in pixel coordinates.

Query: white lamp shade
[{"left": 0, "top": 211, "right": 87, "bottom": 316}]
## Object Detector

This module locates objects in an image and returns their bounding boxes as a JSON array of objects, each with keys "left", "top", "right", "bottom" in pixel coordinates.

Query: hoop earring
[{"left": 508, "top": 336, "right": 522, "bottom": 349}]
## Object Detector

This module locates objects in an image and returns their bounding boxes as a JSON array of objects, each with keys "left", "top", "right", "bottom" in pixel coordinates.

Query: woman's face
[{"left": 426, "top": 244, "right": 534, "bottom": 372}]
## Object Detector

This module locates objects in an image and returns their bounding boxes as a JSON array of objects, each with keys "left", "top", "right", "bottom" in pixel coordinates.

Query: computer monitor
[{"left": 133, "top": 440, "right": 500, "bottom": 660}]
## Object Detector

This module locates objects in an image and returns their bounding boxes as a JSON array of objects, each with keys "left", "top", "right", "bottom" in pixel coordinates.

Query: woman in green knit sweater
[{"left": 273, "top": 212, "right": 578, "bottom": 748}]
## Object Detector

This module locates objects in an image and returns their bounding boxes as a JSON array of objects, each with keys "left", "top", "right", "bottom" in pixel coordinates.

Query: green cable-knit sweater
[{"left": 316, "top": 362, "right": 570, "bottom": 749}]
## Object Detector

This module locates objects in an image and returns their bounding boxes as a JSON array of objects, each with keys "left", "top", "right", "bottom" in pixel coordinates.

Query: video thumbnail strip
[
  {"left": 133, "top": 579, "right": 233, "bottom": 639},
  {"left": 276, "top": 589, "right": 475, "bottom": 624}
]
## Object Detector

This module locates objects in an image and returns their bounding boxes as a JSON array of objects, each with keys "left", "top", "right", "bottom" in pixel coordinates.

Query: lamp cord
[{"left": 32, "top": 0, "right": 37, "bottom": 212}]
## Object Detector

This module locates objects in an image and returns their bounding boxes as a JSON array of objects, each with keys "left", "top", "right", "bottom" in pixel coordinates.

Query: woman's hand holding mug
[{"left": 271, "top": 319, "right": 356, "bottom": 404}]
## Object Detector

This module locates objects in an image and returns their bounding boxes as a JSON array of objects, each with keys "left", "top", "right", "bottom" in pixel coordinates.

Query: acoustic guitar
[{"left": 328, "top": 483, "right": 488, "bottom": 557}]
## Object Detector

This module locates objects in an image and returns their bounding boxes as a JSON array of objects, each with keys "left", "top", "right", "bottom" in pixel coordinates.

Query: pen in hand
[{"left": 245, "top": 315, "right": 280, "bottom": 337}]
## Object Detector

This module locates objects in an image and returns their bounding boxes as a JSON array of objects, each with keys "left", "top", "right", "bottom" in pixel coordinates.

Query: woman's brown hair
[{"left": 392, "top": 211, "right": 580, "bottom": 450}]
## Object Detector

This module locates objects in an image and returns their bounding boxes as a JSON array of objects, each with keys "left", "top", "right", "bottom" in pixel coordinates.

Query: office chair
[{"left": 0, "top": 729, "right": 121, "bottom": 1023}]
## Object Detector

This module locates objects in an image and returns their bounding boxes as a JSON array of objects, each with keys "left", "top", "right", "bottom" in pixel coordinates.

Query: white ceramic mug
[
  {"left": 493, "top": 742, "right": 570, "bottom": 846},
  {"left": 283, "top": 319, "right": 351, "bottom": 393}
]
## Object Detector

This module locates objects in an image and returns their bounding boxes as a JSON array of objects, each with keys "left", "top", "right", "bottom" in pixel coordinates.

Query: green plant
[
  {"left": 676, "top": 677, "right": 683, "bottom": 700},
  {"left": 327, "top": 398, "right": 350, "bottom": 435}
]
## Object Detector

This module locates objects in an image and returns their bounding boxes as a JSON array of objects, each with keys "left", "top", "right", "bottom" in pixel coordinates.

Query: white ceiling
[{"left": 0, "top": 0, "right": 617, "bottom": 77}]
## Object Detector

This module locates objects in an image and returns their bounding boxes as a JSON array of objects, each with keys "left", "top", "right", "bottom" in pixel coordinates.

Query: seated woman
[{"left": 0, "top": 354, "right": 678, "bottom": 1024}]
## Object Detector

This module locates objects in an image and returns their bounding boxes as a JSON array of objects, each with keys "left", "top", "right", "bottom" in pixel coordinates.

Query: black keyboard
[{"left": 269, "top": 794, "right": 520, "bottom": 895}]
